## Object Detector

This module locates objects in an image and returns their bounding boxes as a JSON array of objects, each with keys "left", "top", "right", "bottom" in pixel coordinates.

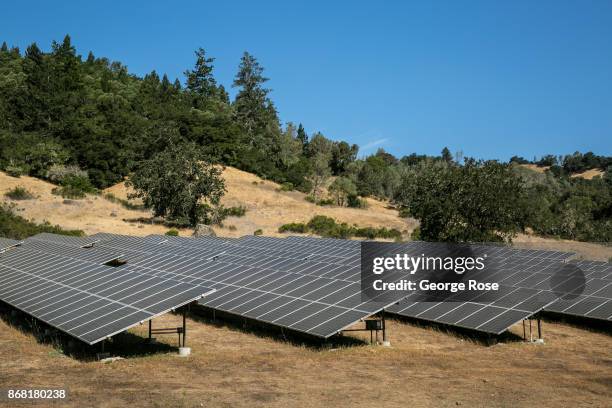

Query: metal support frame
[
  {"left": 382, "top": 310, "right": 388, "bottom": 344},
  {"left": 146, "top": 306, "right": 188, "bottom": 347},
  {"left": 523, "top": 315, "right": 543, "bottom": 342},
  {"left": 341, "top": 312, "right": 386, "bottom": 345}
]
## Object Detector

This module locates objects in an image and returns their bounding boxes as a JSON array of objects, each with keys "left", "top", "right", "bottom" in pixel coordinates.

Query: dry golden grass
[
  {"left": 0, "top": 310, "right": 610, "bottom": 407},
  {"left": 570, "top": 168, "right": 605, "bottom": 180},
  {"left": 0, "top": 167, "right": 414, "bottom": 239},
  {"left": 2, "top": 168, "right": 611, "bottom": 260},
  {"left": 519, "top": 164, "right": 605, "bottom": 180},
  {"left": 519, "top": 164, "right": 550, "bottom": 173}
]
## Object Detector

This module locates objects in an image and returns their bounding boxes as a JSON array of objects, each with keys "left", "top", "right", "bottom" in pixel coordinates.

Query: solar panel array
[
  {"left": 0, "top": 237, "right": 22, "bottom": 253},
  {"left": 0, "top": 236, "right": 214, "bottom": 345},
  {"left": 86, "top": 234, "right": 396, "bottom": 338},
  {"left": 541, "top": 260, "right": 612, "bottom": 321},
  {"left": 2, "top": 231, "right": 607, "bottom": 343},
  {"left": 223, "top": 237, "right": 607, "bottom": 334}
]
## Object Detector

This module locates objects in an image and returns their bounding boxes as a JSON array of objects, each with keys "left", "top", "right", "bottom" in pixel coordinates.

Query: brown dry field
[
  {"left": 0, "top": 167, "right": 413, "bottom": 239},
  {"left": 1, "top": 168, "right": 611, "bottom": 407},
  {"left": 519, "top": 164, "right": 605, "bottom": 180},
  {"left": 0, "top": 311, "right": 610, "bottom": 408},
  {"left": 2, "top": 168, "right": 611, "bottom": 260}
]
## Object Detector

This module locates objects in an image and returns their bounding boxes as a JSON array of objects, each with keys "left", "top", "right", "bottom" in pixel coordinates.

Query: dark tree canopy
[
  {"left": 127, "top": 143, "right": 226, "bottom": 227},
  {"left": 394, "top": 159, "right": 524, "bottom": 243}
]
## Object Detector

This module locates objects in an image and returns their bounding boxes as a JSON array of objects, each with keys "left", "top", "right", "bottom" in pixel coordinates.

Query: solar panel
[
  {"left": 28, "top": 232, "right": 100, "bottom": 248},
  {"left": 0, "top": 246, "right": 214, "bottom": 345},
  {"left": 0, "top": 237, "right": 22, "bottom": 253},
  {"left": 81, "top": 234, "right": 386, "bottom": 338},
  {"left": 10, "top": 232, "right": 602, "bottom": 343},
  {"left": 385, "top": 244, "right": 608, "bottom": 333},
  {"left": 21, "top": 239, "right": 125, "bottom": 264}
]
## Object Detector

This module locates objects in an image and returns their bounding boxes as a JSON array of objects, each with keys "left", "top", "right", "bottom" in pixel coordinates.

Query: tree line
[{"left": 0, "top": 35, "right": 610, "bottom": 242}]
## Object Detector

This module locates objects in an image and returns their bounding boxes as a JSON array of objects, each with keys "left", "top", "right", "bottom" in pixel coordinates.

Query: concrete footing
[
  {"left": 381, "top": 340, "right": 391, "bottom": 347},
  {"left": 178, "top": 347, "right": 191, "bottom": 357},
  {"left": 531, "top": 338, "right": 545, "bottom": 345}
]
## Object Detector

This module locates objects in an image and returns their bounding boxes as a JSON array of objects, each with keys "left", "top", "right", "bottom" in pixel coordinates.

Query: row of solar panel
[{"left": 3, "top": 232, "right": 609, "bottom": 344}]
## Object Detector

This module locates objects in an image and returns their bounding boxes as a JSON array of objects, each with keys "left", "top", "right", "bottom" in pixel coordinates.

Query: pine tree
[
  {"left": 184, "top": 47, "right": 217, "bottom": 106},
  {"left": 232, "top": 51, "right": 273, "bottom": 137},
  {"left": 297, "top": 123, "right": 308, "bottom": 148},
  {"left": 441, "top": 147, "right": 453, "bottom": 164}
]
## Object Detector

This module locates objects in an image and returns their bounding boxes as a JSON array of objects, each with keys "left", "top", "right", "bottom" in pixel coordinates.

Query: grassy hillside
[
  {"left": 1, "top": 167, "right": 413, "bottom": 238},
  {"left": 2, "top": 167, "right": 611, "bottom": 260}
]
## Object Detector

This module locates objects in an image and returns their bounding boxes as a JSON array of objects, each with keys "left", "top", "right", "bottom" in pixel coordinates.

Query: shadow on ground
[
  {"left": 190, "top": 306, "right": 369, "bottom": 349},
  {"left": 0, "top": 302, "right": 178, "bottom": 362}
]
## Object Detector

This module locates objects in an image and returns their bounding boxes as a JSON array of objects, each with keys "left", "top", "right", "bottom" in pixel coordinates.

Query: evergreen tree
[
  {"left": 232, "top": 51, "right": 274, "bottom": 138},
  {"left": 184, "top": 47, "right": 217, "bottom": 107},
  {"left": 441, "top": 146, "right": 453, "bottom": 164},
  {"left": 297, "top": 123, "right": 308, "bottom": 148}
]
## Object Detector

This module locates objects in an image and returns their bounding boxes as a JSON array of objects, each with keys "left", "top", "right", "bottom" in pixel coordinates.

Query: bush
[
  {"left": 0, "top": 203, "right": 84, "bottom": 239},
  {"left": 410, "top": 227, "right": 421, "bottom": 240},
  {"left": 5, "top": 186, "right": 35, "bottom": 200},
  {"left": 52, "top": 174, "right": 97, "bottom": 199},
  {"left": 103, "top": 193, "right": 144, "bottom": 210},
  {"left": 278, "top": 222, "right": 308, "bottom": 233},
  {"left": 278, "top": 215, "right": 403, "bottom": 240},
  {"left": 347, "top": 194, "right": 368, "bottom": 209},
  {"left": 307, "top": 215, "right": 337, "bottom": 234},
  {"left": 277, "top": 182, "right": 294, "bottom": 192},
  {"left": 165, "top": 229, "right": 179, "bottom": 236},
  {"left": 305, "top": 195, "right": 335, "bottom": 206},
  {"left": 46, "top": 164, "right": 88, "bottom": 184},
  {"left": 222, "top": 205, "right": 247, "bottom": 217},
  {"left": 5, "top": 165, "right": 24, "bottom": 178},
  {"left": 254, "top": 229, "right": 263, "bottom": 235}
]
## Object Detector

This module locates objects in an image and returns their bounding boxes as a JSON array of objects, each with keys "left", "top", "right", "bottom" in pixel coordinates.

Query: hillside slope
[
  {"left": 1, "top": 168, "right": 610, "bottom": 260},
  {"left": 1, "top": 167, "right": 414, "bottom": 238}
]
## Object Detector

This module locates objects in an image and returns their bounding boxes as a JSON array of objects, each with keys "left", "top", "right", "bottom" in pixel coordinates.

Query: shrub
[
  {"left": 411, "top": 227, "right": 421, "bottom": 240},
  {"left": 228, "top": 225, "right": 237, "bottom": 231},
  {"left": 277, "top": 182, "right": 294, "bottom": 192},
  {"left": 165, "top": 229, "right": 179, "bottom": 236},
  {"left": 307, "top": 215, "right": 337, "bottom": 234},
  {"left": 222, "top": 205, "right": 247, "bottom": 217},
  {"left": 0, "top": 203, "right": 84, "bottom": 239},
  {"left": 5, "top": 165, "right": 24, "bottom": 178},
  {"left": 254, "top": 229, "right": 263, "bottom": 235},
  {"left": 347, "top": 194, "right": 368, "bottom": 209},
  {"left": 305, "top": 195, "right": 335, "bottom": 206},
  {"left": 46, "top": 164, "right": 88, "bottom": 184},
  {"left": 103, "top": 193, "right": 144, "bottom": 210},
  {"left": 278, "top": 222, "right": 308, "bottom": 233},
  {"left": 52, "top": 174, "right": 97, "bottom": 199},
  {"left": 279, "top": 215, "right": 404, "bottom": 240},
  {"left": 4, "top": 186, "right": 34, "bottom": 200}
]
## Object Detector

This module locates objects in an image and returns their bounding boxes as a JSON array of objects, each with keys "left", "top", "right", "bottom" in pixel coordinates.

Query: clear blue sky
[{"left": 3, "top": 0, "right": 611, "bottom": 160}]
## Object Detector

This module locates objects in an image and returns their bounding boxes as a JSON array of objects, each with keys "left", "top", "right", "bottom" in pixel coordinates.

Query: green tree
[
  {"left": 441, "top": 146, "right": 453, "bottom": 164},
  {"left": 127, "top": 143, "right": 226, "bottom": 227},
  {"left": 395, "top": 159, "right": 523, "bottom": 242},
  {"left": 232, "top": 52, "right": 274, "bottom": 139},
  {"left": 308, "top": 153, "right": 332, "bottom": 201},
  {"left": 328, "top": 176, "right": 357, "bottom": 206},
  {"left": 184, "top": 47, "right": 217, "bottom": 107}
]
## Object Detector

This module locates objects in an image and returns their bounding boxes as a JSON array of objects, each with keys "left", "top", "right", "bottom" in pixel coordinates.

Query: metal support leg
[
  {"left": 523, "top": 320, "right": 526, "bottom": 341},
  {"left": 148, "top": 320, "right": 152, "bottom": 341},
  {"left": 101, "top": 339, "right": 105, "bottom": 353},
  {"left": 382, "top": 311, "right": 387, "bottom": 343},
  {"left": 537, "top": 317, "right": 542, "bottom": 340},
  {"left": 182, "top": 307, "right": 187, "bottom": 347}
]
